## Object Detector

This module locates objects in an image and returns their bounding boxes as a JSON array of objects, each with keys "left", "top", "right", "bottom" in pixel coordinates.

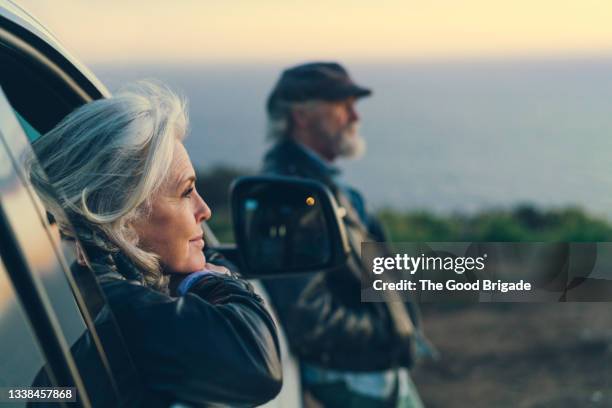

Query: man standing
[{"left": 261, "top": 62, "right": 427, "bottom": 407}]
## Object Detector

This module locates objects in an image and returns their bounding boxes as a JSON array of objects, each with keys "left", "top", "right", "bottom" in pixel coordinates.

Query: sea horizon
[{"left": 91, "top": 56, "right": 612, "bottom": 219}]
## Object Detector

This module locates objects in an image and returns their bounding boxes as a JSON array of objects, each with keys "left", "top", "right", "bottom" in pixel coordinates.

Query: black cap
[{"left": 267, "top": 62, "right": 372, "bottom": 115}]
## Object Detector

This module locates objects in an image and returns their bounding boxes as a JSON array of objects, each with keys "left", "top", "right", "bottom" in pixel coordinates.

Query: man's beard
[{"left": 331, "top": 122, "right": 366, "bottom": 160}]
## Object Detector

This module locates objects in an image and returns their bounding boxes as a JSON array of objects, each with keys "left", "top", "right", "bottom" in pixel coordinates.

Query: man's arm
[{"left": 263, "top": 272, "right": 411, "bottom": 371}]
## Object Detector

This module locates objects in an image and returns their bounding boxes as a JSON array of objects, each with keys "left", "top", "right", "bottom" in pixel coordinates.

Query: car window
[
  {"left": 15, "top": 110, "right": 41, "bottom": 142},
  {"left": 0, "top": 35, "right": 84, "bottom": 135}
]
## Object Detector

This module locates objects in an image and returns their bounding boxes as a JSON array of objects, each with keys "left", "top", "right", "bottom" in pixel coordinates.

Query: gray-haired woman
[{"left": 28, "top": 82, "right": 282, "bottom": 407}]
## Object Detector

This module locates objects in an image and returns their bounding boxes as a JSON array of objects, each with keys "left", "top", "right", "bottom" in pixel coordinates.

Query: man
[{"left": 261, "top": 62, "right": 428, "bottom": 407}]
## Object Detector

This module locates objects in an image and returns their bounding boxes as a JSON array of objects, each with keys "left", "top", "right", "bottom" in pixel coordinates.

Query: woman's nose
[{"left": 195, "top": 190, "right": 212, "bottom": 222}]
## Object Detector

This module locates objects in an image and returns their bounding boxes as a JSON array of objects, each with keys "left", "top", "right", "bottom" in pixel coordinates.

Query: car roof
[{"left": 0, "top": 0, "right": 110, "bottom": 98}]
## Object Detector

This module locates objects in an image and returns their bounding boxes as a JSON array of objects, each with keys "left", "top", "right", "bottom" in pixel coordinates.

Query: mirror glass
[{"left": 237, "top": 183, "right": 332, "bottom": 274}]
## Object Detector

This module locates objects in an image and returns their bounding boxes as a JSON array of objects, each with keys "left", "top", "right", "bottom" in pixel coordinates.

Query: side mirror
[{"left": 231, "top": 176, "right": 349, "bottom": 278}]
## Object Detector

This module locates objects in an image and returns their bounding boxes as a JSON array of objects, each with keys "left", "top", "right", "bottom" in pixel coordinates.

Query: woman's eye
[{"left": 183, "top": 187, "right": 194, "bottom": 198}]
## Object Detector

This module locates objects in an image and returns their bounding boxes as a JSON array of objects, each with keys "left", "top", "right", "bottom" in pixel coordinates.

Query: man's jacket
[{"left": 261, "top": 139, "right": 418, "bottom": 371}]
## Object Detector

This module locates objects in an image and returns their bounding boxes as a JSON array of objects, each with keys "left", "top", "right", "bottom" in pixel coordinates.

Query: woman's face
[{"left": 133, "top": 141, "right": 211, "bottom": 274}]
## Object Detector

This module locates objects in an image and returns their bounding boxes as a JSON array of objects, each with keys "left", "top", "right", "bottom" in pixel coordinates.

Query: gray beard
[{"left": 335, "top": 124, "right": 366, "bottom": 160}]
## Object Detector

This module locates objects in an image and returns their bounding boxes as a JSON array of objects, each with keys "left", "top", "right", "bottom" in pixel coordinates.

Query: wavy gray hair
[{"left": 29, "top": 81, "right": 188, "bottom": 290}]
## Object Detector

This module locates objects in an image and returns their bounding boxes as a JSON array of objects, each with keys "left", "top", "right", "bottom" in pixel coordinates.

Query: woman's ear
[{"left": 127, "top": 206, "right": 150, "bottom": 243}]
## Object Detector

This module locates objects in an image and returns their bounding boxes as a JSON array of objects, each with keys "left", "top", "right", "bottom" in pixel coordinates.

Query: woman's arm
[{"left": 101, "top": 275, "right": 282, "bottom": 407}]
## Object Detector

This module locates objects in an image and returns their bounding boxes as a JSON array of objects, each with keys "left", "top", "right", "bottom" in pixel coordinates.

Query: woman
[{"left": 28, "top": 82, "right": 282, "bottom": 406}]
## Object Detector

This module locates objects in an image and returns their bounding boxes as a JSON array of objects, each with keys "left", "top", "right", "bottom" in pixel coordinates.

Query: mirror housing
[{"left": 231, "top": 176, "right": 349, "bottom": 278}]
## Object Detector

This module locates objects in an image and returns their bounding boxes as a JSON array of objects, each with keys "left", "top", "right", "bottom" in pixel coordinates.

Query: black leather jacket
[
  {"left": 261, "top": 140, "right": 418, "bottom": 371},
  {"left": 34, "top": 250, "right": 282, "bottom": 407}
]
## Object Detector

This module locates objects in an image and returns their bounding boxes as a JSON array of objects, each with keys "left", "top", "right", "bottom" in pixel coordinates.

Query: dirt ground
[{"left": 412, "top": 303, "right": 612, "bottom": 408}]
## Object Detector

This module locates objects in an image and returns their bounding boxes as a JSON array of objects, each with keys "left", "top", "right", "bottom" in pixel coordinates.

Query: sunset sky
[{"left": 15, "top": 0, "right": 612, "bottom": 64}]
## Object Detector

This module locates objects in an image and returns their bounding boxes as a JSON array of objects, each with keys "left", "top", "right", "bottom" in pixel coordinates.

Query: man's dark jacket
[{"left": 261, "top": 139, "right": 418, "bottom": 371}]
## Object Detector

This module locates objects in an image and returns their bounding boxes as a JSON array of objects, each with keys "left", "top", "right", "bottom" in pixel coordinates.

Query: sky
[{"left": 14, "top": 0, "right": 612, "bottom": 65}]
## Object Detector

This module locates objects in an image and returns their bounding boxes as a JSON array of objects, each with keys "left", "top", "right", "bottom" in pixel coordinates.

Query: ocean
[{"left": 93, "top": 57, "right": 612, "bottom": 218}]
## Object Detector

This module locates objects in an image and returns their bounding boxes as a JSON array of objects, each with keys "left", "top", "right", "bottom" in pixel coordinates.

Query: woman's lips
[{"left": 190, "top": 236, "right": 205, "bottom": 248}]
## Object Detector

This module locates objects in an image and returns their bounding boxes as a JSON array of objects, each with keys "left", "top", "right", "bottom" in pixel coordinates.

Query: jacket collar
[
  {"left": 293, "top": 142, "right": 341, "bottom": 177},
  {"left": 263, "top": 139, "right": 340, "bottom": 183}
]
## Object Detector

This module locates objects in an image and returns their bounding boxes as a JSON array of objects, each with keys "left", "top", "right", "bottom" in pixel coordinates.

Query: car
[{"left": 0, "top": 1, "right": 348, "bottom": 406}]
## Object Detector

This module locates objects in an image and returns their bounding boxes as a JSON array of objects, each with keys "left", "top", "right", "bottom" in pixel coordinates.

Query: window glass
[{"left": 0, "top": 46, "right": 80, "bottom": 134}]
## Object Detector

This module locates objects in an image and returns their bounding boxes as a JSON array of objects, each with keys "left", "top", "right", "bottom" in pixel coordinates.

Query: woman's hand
[
  {"left": 169, "top": 262, "right": 231, "bottom": 295},
  {"left": 203, "top": 262, "right": 230, "bottom": 276}
]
